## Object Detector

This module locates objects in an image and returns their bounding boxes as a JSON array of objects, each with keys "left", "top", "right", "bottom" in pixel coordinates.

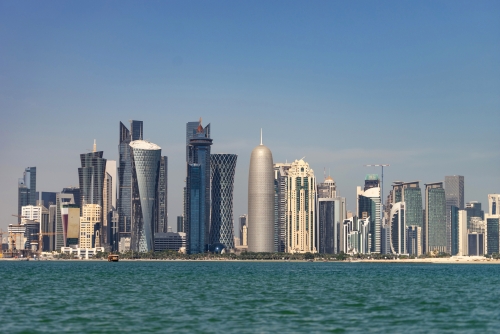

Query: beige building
[
  {"left": 286, "top": 159, "right": 316, "bottom": 253},
  {"left": 458, "top": 210, "right": 468, "bottom": 256},
  {"left": 80, "top": 204, "right": 101, "bottom": 248}
]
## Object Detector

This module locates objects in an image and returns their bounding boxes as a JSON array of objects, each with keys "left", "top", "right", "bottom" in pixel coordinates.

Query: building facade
[
  {"left": 18, "top": 167, "right": 37, "bottom": 223},
  {"left": 210, "top": 154, "right": 237, "bottom": 250},
  {"left": 445, "top": 175, "right": 464, "bottom": 254},
  {"left": 285, "top": 159, "right": 316, "bottom": 253},
  {"left": 130, "top": 140, "right": 161, "bottom": 252},
  {"left": 80, "top": 204, "right": 102, "bottom": 248},
  {"left": 248, "top": 132, "right": 275, "bottom": 253},
  {"left": 425, "top": 182, "right": 447, "bottom": 253},
  {"left": 357, "top": 174, "right": 381, "bottom": 253},
  {"left": 156, "top": 156, "right": 168, "bottom": 234}
]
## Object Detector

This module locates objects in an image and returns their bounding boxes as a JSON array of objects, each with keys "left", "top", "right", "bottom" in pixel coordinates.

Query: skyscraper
[
  {"left": 210, "top": 154, "right": 237, "bottom": 250},
  {"left": 284, "top": 159, "right": 316, "bottom": 253},
  {"left": 357, "top": 174, "right": 381, "bottom": 253},
  {"left": 157, "top": 156, "right": 168, "bottom": 233},
  {"left": 78, "top": 140, "right": 106, "bottom": 245},
  {"left": 18, "top": 167, "right": 36, "bottom": 223},
  {"left": 248, "top": 131, "right": 274, "bottom": 253},
  {"left": 389, "top": 202, "right": 406, "bottom": 255},
  {"left": 274, "top": 163, "right": 292, "bottom": 252},
  {"left": 41, "top": 191, "right": 57, "bottom": 208},
  {"left": 425, "top": 182, "right": 447, "bottom": 253},
  {"left": 55, "top": 193, "right": 76, "bottom": 251},
  {"left": 485, "top": 194, "right": 500, "bottom": 256},
  {"left": 445, "top": 175, "right": 464, "bottom": 253},
  {"left": 185, "top": 120, "right": 212, "bottom": 254},
  {"left": 239, "top": 215, "right": 247, "bottom": 246},
  {"left": 118, "top": 120, "right": 143, "bottom": 250},
  {"left": 130, "top": 140, "right": 161, "bottom": 252},
  {"left": 177, "top": 216, "right": 184, "bottom": 233}
]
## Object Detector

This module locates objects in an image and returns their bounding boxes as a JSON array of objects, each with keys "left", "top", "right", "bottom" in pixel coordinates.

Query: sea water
[{"left": 1, "top": 261, "right": 499, "bottom": 333}]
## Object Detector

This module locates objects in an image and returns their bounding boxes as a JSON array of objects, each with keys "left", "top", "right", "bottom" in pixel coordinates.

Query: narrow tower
[{"left": 248, "top": 130, "right": 275, "bottom": 252}]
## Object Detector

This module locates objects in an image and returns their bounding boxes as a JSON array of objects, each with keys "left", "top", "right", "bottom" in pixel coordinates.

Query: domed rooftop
[{"left": 129, "top": 140, "right": 161, "bottom": 150}]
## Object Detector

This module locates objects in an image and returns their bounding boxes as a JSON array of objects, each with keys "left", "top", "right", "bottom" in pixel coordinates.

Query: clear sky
[{"left": 1, "top": 1, "right": 499, "bottom": 232}]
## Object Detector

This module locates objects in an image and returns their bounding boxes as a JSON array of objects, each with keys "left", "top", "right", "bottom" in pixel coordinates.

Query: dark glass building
[
  {"left": 177, "top": 216, "right": 184, "bottom": 233},
  {"left": 78, "top": 142, "right": 106, "bottom": 211},
  {"left": 210, "top": 154, "right": 237, "bottom": 249},
  {"left": 118, "top": 120, "right": 143, "bottom": 246},
  {"left": 18, "top": 167, "right": 36, "bottom": 222},
  {"left": 451, "top": 206, "right": 459, "bottom": 255},
  {"left": 61, "top": 187, "right": 80, "bottom": 209},
  {"left": 445, "top": 175, "right": 464, "bottom": 254},
  {"left": 41, "top": 191, "right": 57, "bottom": 208},
  {"left": 130, "top": 140, "right": 161, "bottom": 252},
  {"left": 466, "top": 201, "right": 484, "bottom": 224},
  {"left": 486, "top": 218, "right": 499, "bottom": 255},
  {"left": 157, "top": 156, "right": 168, "bottom": 233},
  {"left": 185, "top": 120, "right": 212, "bottom": 254}
]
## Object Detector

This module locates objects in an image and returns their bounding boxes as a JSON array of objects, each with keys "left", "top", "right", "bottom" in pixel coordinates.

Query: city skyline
[{"left": 1, "top": 1, "right": 499, "bottom": 232}]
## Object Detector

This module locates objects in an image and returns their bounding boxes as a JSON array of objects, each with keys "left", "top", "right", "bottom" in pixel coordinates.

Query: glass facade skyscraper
[
  {"left": 445, "top": 175, "right": 464, "bottom": 253},
  {"left": 357, "top": 175, "right": 381, "bottom": 253},
  {"left": 118, "top": 120, "right": 143, "bottom": 248},
  {"left": 78, "top": 143, "right": 106, "bottom": 211},
  {"left": 210, "top": 154, "right": 237, "bottom": 249},
  {"left": 486, "top": 218, "right": 499, "bottom": 255},
  {"left": 451, "top": 206, "right": 459, "bottom": 255},
  {"left": 130, "top": 140, "right": 161, "bottom": 252},
  {"left": 157, "top": 156, "right": 168, "bottom": 233},
  {"left": 185, "top": 120, "right": 212, "bottom": 254},
  {"left": 18, "top": 167, "right": 36, "bottom": 223},
  {"left": 425, "top": 182, "right": 447, "bottom": 253}
]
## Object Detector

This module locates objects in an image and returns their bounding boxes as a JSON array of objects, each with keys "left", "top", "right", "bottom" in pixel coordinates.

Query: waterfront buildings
[
  {"left": 185, "top": 120, "right": 212, "bottom": 254},
  {"left": 357, "top": 174, "right": 381, "bottom": 253},
  {"left": 285, "top": 159, "right": 317, "bottom": 253},
  {"left": 445, "top": 175, "right": 464, "bottom": 254},
  {"left": 407, "top": 225, "right": 422, "bottom": 256},
  {"left": 458, "top": 210, "right": 468, "bottom": 256},
  {"left": 389, "top": 202, "right": 406, "bottom": 255},
  {"left": 210, "top": 154, "right": 237, "bottom": 249},
  {"left": 154, "top": 232, "right": 187, "bottom": 251},
  {"left": 55, "top": 193, "right": 76, "bottom": 251},
  {"left": 317, "top": 177, "right": 346, "bottom": 254},
  {"left": 274, "top": 163, "right": 292, "bottom": 252},
  {"left": 80, "top": 204, "right": 102, "bottom": 248},
  {"left": 239, "top": 215, "right": 247, "bottom": 246},
  {"left": 118, "top": 120, "right": 143, "bottom": 251},
  {"left": 248, "top": 131, "right": 275, "bottom": 253},
  {"left": 18, "top": 167, "right": 36, "bottom": 223},
  {"left": 425, "top": 182, "right": 447, "bottom": 253},
  {"left": 78, "top": 141, "right": 106, "bottom": 211},
  {"left": 130, "top": 140, "right": 161, "bottom": 252},
  {"left": 157, "top": 156, "right": 168, "bottom": 234},
  {"left": 485, "top": 194, "right": 500, "bottom": 255}
]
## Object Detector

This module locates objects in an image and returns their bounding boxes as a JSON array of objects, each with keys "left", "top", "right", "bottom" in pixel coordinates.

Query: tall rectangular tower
[
  {"left": 445, "top": 175, "right": 464, "bottom": 253},
  {"left": 18, "top": 167, "right": 36, "bottom": 222},
  {"left": 157, "top": 156, "right": 168, "bottom": 233},
  {"left": 357, "top": 174, "right": 381, "bottom": 253},
  {"left": 425, "top": 182, "right": 447, "bottom": 253}
]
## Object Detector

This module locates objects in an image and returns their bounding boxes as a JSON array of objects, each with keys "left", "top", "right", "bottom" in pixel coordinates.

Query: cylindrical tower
[{"left": 248, "top": 134, "right": 275, "bottom": 252}]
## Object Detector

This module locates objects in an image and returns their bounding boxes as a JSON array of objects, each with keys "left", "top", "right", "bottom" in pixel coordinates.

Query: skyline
[{"left": 1, "top": 1, "right": 499, "bottom": 231}]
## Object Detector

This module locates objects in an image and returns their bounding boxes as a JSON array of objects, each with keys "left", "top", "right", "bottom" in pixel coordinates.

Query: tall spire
[
  {"left": 260, "top": 128, "right": 263, "bottom": 145},
  {"left": 93, "top": 139, "right": 97, "bottom": 152}
]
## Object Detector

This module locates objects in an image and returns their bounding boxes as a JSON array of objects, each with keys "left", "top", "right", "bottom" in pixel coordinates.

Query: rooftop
[{"left": 130, "top": 140, "right": 161, "bottom": 150}]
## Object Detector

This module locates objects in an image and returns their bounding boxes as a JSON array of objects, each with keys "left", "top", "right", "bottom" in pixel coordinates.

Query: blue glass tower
[
  {"left": 185, "top": 120, "right": 212, "bottom": 254},
  {"left": 210, "top": 154, "right": 237, "bottom": 250},
  {"left": 118, "top": 120, "right": 143, "bottom": 245}
]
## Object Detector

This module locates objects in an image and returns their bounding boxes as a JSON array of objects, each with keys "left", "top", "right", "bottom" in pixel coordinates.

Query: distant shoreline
[{"left": 1, "top": 256, "right": 499, "bottom": 264}]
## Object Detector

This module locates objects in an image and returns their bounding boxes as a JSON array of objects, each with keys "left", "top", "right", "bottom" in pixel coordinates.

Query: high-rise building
[
  {"left": 239, "top": 215, "right": 247, "bottom": 246},
  {"left": 18, "top": 167, "right": 36, "bottom": 223},
  {"left": 425, "top": 182, "right": 447, "bottom": 253},
  {"left": 317, "top": 196, "right": 346, "bottom": 254},
  {"left": 118, "top": 120, "right": 143, "bottom": 251},
  {"left": 185, "top": 120, "right": 212, "bottom": 254},
  {"left": 485, "top": 194, "right": 500, "bottom": 256},
  {"left": 157, "top": 156, "right": 168, "bottom": 234},
  {"left": 406, "top": 225, "right": 422, "bottom": 256},
  {"left": 357, "top": 174, "right": 381, "bottom": 253},
  {"left": 274, "top": 163, "right": 292, "bottom": 252},
  {"left": 445, "top": 175, "right": 464, "bottom": 253},
  {"left": 80, "top": 204, "right": 102, "bottom": 248},
  {"left": 177, "top": 216, "right": 184, "bottom": 233},
  {"left": 465, "top": 201, "right": 484, "bottom": 223},
  {"left": 285, "top": 159, "right": 316, "bottom": 253},
  {"left": 105, "top": 160, "right": 117, "bottom": 210},
  {"left": 248, "top": 131, "right": 274, "bottom": 253},
  {"left": 62, "top": 187, "right": 80, "bottom": 208},
  {"left": 61, "top": 203, "right": 80, "bottom": 248},
  {"left": 458, "top": 210, "right": 468, "bottom": 256},
  {"left": 390, "top": 202, "right": 406, "bottom": 255},
  {"left": 130, "top": 140, "right": 161, "bottom": 252},
  {"left": 451, "top": 206, "right": 459, "bottom": 255},
  {"left": 210, "top": 154, "right": 237, "bottom": 250},
  {"left": 317, "top": 176, "right": 337, "bottom": 199},
  {"left": 41, "top": 191, "right": 57, "bottom": 208},
  {"left": 55, "top": 193, "right": 76, "bottom": 251},
  {"left": 78, "top": 141, "right": 106, "bottom": 210}
]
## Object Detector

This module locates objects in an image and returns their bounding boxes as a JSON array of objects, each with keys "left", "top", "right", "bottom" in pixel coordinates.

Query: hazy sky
[{"left": 1, "top": 1, "right": 499, "bottom": 232}]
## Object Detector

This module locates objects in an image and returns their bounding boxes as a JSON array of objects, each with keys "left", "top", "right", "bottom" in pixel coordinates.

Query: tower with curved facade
[
  {"left": 210, "top": 154, "right": 237, "bottom": 249},
  {"left": 130, "top": 140, "right": 161, "bottom": 252},
  {"left": 248, "top": 132, "right": 275, "bottom": 252}
]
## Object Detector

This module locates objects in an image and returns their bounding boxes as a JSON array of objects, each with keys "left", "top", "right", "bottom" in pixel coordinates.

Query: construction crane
[{"left": 364, "top": 164, "right": 390, "bottom": 220}]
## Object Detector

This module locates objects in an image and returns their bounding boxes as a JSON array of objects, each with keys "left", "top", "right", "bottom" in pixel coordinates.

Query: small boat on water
[{"left": 108, "top": 254, "right": 119, "bottom": 262}]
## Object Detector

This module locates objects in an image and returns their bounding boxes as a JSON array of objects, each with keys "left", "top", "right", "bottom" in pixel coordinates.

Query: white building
[
  {"left": 285, "top": 159, "right": 316, "bottom": 253},
  {"left": 61, "top": 247, "right": 105, "bottom": 259},
  {"left": 458, "top": 210, "right": 468, "bottom": 256}
]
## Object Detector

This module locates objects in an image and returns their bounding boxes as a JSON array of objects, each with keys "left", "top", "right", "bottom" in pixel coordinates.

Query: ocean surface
[{"left": 1, "top": 261, "right": 500, "bottom": 333}]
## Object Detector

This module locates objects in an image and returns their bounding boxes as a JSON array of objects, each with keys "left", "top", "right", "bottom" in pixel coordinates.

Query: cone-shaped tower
[{"left": 248, "top": 130, "right": 275, "bottom": 252}]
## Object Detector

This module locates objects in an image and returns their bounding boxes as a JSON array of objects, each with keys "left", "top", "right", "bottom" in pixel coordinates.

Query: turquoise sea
[{"left": 1, "top": 261, "right": 500, "bottom": 333}]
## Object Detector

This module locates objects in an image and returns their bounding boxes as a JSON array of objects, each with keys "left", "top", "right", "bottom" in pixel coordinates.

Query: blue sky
[{"left": 1, "top": 1, "right": 499, "bottom": 231}]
